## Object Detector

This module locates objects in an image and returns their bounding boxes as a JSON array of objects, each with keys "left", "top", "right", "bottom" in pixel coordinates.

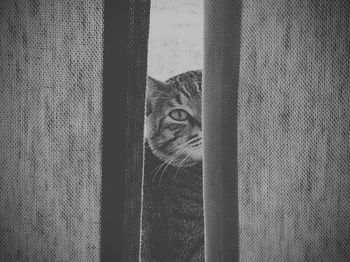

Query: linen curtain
[
  {"left": 237, "top": 1, "right": 350, "bottom": 261},
  {"left": 0, "top": 0, "right": 150, "bottom": 261},
  {"left": 0, "top": 1, "right": 103, "bottom": 261},
  {"left": 203, "top": 0, "right": 241, "bottom": 260}
]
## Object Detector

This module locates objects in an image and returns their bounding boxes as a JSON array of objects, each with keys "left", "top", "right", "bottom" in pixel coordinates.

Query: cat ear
[
  {"left": 146, "top": 76, "right": 165, "bottom": 116},
  {"left": 147, "top": 76, "right": 165, "bottom": 92}
]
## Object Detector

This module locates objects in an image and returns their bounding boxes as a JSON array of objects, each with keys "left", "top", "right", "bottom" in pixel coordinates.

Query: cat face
[{"left": 145, "top": 70, "right": 202, "bottom": 167}]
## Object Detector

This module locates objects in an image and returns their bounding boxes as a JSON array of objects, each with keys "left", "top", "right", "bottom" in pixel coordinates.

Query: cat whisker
[
  {"left": 157, "top": 156, "right": 176, "bottom": 186},
  {"left": 151, "top": 137, "right": 200, "bottom": 185},
  {"left": 152, "top": 162, "right": 173, "bottom": 183},
  {"left": 151, "top": 145, "right": 187, "bottom": 184},
  {"left": 175, "top": 152, "right": 192, "bottom": 178},
  {"left": 191, "top": 142, "right": 202, "bottom": 148},
  {"left": 155, "top": 141, "right": 192, "bottom": 185},
  {"left": 158, "top": 139, "right": 192, "bottom": 161},
  {"left": 156, "top": 151, "right": 182, "bottom": 186},
  {"left": 151, "top": 161, "right": 168, "bottom": 183},
  {"left": 153, "top": 89, "right": 170, "bottom": 96},
  {"left": 150, "top": 140, "right": 189, "bottom": 176},
  {"left": 172, "top": 140, "right": 198, "bottom": 178},
  {"left": 188, "top": 137, "right": 201, "bottom": 145},
  {"left": 185, "top": 152, "right": 195, "bottom": 166}
]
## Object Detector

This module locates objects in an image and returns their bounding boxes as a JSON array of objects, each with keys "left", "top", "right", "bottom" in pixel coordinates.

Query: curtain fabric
[
  {"left": 204, "top": 0, "right": 350, "bottom": 261},
  {"left": 238, "top": 0, "right": 350, "bottom": 261},
  {"left": 0, "top": 0, "right": 150, "bottom": 261},
  {"left": 123, "top": 1, "right": 150, "bottom": 261},
  {"left": 0, "top": 1, "right": 103, "bottom": 261},
  {"left": 100, "top": 0, "right": 128, "bottom": 261},
  {"left": 203, "top": 0, "right": 242, "bottom": 261},
  {"left": 99, "top": 0, "right": 150, "bottom": 261}
]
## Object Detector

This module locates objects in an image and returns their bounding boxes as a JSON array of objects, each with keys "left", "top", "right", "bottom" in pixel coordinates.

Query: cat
[
  {"left": 145, "top": 69, "right": 202, "bottom": 168},
  {"left": 141, "top": 70, "right": 204, "bottom": 262}
]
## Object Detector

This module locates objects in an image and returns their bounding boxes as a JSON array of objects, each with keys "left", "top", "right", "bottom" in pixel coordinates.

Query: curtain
[
  {"left": 121, "top": 0, "right": 150, "bottom": 261},
  {"left": 204, "top": 0, "right": 350, "bottom": 261},
  {"left": 237, "top": 0, "right": 350, "bottom": 261},
  {"left": 0, "top": 0, "right": 150, "bottom": 261},
  {"left": 203, "top": 0, "right": 241, "bottom": 261},
  {"left": 0, "top": 1, "right": 103, "bottom": 261},
  {"left": 100, "top": 0, "right": 128, "bottom": 261}
]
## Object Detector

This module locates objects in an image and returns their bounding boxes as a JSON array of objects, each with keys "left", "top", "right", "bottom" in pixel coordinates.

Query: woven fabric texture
[
  {"left": 203, "top": 0, "right": 241, "bottom": 261},
  {"left": 0, "top": 1, "right": 103, "bottom": 261},
  {"left": 238, "top": 0, "right": 350, "bottom": 261},
  {"left": 123, "top": 0, "right": 150, "bottom": 261}
]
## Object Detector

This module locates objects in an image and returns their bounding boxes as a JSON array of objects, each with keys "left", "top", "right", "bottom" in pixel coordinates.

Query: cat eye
[{"left": 169, "top": 109, "right": 189, "bottom": 121}]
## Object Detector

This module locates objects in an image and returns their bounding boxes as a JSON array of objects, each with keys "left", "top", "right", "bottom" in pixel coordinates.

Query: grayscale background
[{"left": 1, "top": 0, "right": 350, "bottom": 261}]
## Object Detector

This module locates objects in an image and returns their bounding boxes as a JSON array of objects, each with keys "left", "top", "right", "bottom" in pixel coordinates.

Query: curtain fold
[
  {"left": 100, "top": 0, "right": 128, "bottom": 261},
  {"left": 203, "top": 0, "right": 242, "bottom": 261},
  {"left": 123, "top": 0, "right": 150, "bottom": 261},
  {"left": 205, "top": 0, "right": 350, "bottom": 261},
  {"left": 101, "top": 0, "right": 150, "bottom": 261}
]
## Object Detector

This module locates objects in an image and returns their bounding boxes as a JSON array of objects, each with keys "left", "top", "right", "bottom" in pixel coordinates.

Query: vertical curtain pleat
[
  {"left": 205, "top": 0, "right": 350, "bottom": 260},
  {"left": 101, "top": 0, "right": 150, "bottom": 261},
  {"left": 124, "top": 0, "right": 150, "bottom": 261},
  {"left": 100, "top": 0, "right": 128, "bottom": 261},
  {"left": 203, "top": 0, "right": 242, "bottom": 261}
]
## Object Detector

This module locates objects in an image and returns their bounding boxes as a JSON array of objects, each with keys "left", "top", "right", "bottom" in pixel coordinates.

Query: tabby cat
[{"left": 141, "top": 70, "right": 204, "bottom": 261}]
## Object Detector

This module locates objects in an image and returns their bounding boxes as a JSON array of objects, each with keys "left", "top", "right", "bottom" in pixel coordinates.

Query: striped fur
[
  {"left": 145, "top": 70, "right": 202, "bottom": 167},
  {"left": 141, "top": 70, "right": 204, "bottom": 261}
]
